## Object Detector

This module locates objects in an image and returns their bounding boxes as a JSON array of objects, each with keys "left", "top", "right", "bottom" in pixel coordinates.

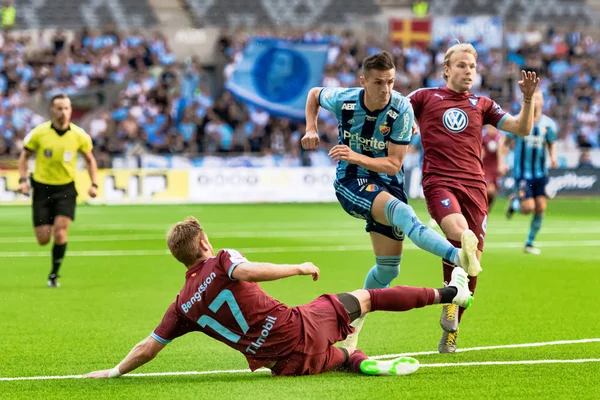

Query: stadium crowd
[{"left": 0, "top": 25, "right": 599, "bottom": 166}]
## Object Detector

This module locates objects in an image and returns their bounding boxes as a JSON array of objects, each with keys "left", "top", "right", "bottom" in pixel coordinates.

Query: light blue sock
[
  {"left": 364, "top": 255, "right": 401, "bottom": 289},
  {"left": 384, "top": 198, "right": 459, "bottom": 264},
  {"left": 512, "top": 197, "right": 521, "bottom": 212},
  {"left": 526, "top": 214, "right": 543, "bottom": 246}
]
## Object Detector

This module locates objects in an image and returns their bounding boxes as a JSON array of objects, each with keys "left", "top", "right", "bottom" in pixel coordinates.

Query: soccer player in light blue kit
[
  {"left": 505, "top": 90, "right": 558, "bottom": 254},
  {"left": 301, "top": 51, "right": 480, "bottom": 348}
]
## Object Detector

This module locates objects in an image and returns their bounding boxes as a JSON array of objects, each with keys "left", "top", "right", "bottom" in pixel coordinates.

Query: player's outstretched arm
[
  {"left": 498, "top": 71, "right": 539, "bottom": 137},
  {"left": 301, "top": 87, "right": 323, "bottom": 150},
  {"left": 83, "top": 335, "right": 166, "bottom": 378},
  {"left": 231, "top": 261, "right": 320, "bottom": 282}
]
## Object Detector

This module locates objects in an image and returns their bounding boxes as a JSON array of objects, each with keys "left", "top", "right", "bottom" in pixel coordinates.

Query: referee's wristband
[
  {"left": 108, "top": 365, "right": 122, "bottom": 378},
  {"left": 91, "top": 183, "right": 98, "bottom": 188},
  {"left": 19, "top": 177, "right": 27, "bottom": 183}
]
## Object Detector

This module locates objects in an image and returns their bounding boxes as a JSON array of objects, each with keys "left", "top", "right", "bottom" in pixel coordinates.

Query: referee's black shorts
[{"left": 31, "top": 178, "right": 78, "bottom": 227}]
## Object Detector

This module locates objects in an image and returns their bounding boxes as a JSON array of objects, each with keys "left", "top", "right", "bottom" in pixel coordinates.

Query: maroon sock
[
  {"left": 443, "top": 258, "right": 455, "bottom": 285},
  {"left": 348, "top": 350, "right": 369, "bottom": 373},
  {"left": 367, "top": 286, "right": 436, "bottom": 312},
  {"left": 487, "top": 193, "right": 495, "bottom": 211},
  {"left": 458, "top": 275, "right": 478, "bottom": 322}
]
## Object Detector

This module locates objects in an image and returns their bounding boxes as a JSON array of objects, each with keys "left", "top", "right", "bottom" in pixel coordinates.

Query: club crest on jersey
[
  {"left": 468, "top": 97, "right": 479, "bottom": 107},
  {"left": 443, "top": 108, "right": 468, "bottom": 133},
  {"left": 364, "top": 184, "right": 379, "bottom": 192},
  {"left": 43, "top": 149, "right": 53, "bottom": 158},
  {"left": 379, "top": 125, "right": 391, "bottom": 136},
  {"left": 441, "top": 198, "right": 451, "bottom": 208}
]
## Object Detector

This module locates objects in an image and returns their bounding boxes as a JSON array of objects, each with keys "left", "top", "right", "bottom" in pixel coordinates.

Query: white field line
[
  {"left": 368, "top": 338, "right": 600, "bottom": 359},
  {"left": 0, "top": 220, "right": 597, "bottom": 233},
  {"left": 2, "top": 227, "right": 600, "bottom": 243},
  {"left": 1, "top": 338, "right": 599, "bottom": 382},
  {"left": 2, "top": 240, "right": 600, "bottom": 258}
]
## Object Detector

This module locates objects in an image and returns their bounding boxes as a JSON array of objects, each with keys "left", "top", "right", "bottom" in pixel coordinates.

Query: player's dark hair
[
  {"left": 49, "top": 93, "right": 70, "bottom": 106},
  {"left": 362, "top": 51, "right": 395, "bottom": 77}
]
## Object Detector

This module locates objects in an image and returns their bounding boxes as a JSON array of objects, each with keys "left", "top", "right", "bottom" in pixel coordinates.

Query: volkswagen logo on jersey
[{"left": 443, "top": 108, "right": 469, "bottom": 133}]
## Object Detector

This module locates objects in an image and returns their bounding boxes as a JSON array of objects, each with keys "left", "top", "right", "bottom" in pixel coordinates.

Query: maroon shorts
[
  {"left": 423, "top": 181, "right": 488, "bottom": 251},
  {"left": 270, "top": 294, "right": 354, "bottom": 377}
]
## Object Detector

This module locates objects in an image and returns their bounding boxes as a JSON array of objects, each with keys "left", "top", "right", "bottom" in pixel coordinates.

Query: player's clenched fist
[
  {"left": 298, "top": 262, "right": 320, "bottom": 281},
  {"left": 301, "top": 130, "right": 320, "bottom": 150}
]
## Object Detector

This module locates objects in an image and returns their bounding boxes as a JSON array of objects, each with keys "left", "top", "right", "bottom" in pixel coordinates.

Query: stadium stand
[
  {"left": 182, "top": 0, "right": 382, "bottom": 27},
  {"left": 14, "top": 0, "right": 157, "bottom": 29}
]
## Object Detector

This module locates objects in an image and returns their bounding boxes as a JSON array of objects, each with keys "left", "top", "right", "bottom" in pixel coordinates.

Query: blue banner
[{"left": 226, "top": 38, "right": 328, "bottom": 120}]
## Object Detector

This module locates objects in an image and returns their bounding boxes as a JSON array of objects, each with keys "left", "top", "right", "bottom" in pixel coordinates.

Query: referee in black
[{"left": 18, "top": 94, "right": 99, "bottom": 287}]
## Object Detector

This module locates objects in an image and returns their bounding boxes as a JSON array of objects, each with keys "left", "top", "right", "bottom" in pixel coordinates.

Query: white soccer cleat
[
  {"left": 459, "top": 229, "right": 482, "bottom": 277},
  {"left": 447, "top": 268, "right": 473, "bottom": 309},
  {"left": 360, "top": 357, "right": 420, "bottom": 376},
  {"left": 524, "top": 245, "right": 541, "bottom": 255}
]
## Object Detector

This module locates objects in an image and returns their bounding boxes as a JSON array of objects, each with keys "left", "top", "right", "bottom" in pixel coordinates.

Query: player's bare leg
[
  {"left": 339, "top": 233, "right": 402, "bottom": 350},
  {"left": 48, "top": 216, "right": 71, "bottom": 288},
  {"left": 34, "top": 225, "right": 53, "bottom": 246}
]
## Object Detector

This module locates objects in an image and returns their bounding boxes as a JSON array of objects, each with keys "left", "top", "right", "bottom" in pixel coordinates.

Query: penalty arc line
[{"left": 1, "top": 338, "right": 600, "bottom": 382}]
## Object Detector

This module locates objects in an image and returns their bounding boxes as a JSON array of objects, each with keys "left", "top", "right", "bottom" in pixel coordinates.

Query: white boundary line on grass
[
  {"left": 3, "top": 240, "right": 600, "bottom": 258},
  {"left": 2, "top": 338, "right": 599, "bottom": 382},
  {"left": 2, "top": 227, "right": 600, "bottom": 243}
]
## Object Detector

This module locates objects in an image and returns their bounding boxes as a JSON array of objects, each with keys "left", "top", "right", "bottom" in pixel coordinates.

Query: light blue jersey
[
  {"left": 319, "top": 87, "right": 414, "bottom": 185},
  {"left": 506, "top": 114, "right": 557, "bottom": 180}
]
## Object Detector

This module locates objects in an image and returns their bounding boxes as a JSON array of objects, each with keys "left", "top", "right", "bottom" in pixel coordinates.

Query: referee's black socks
[{"left": 51, "top": 243, "right": 67, "bottom": 276}]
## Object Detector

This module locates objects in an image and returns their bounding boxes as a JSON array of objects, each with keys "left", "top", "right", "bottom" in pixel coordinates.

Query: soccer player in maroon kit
[
  {"left": 85, "top": 216, "right": 473, "bottom": 379},
  {"left": 408, "top": 43, "right": 539, "bottom": 353},
  {"left": 482, "top": 125, "right": 508, "bottom": 211}
]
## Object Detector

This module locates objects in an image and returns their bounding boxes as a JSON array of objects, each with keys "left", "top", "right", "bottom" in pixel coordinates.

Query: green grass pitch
[{"left": 1, "top": 198, "right": 599, "bottom": 399}]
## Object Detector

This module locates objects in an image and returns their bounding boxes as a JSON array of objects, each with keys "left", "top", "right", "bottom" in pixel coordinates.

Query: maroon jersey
[
  {"left": 482, "top": 128, "right": 500, "bottom": 178},
  {"left": 152, "top": 249, "right": 303, "bottom": 371},
  {"left": 409, "top": 87, "right": 508, "bottom": 188}
]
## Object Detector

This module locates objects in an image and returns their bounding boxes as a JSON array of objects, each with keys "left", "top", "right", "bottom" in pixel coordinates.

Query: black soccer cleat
[
  {"left": 505, "top": 195, "right": 516, "bottom": 220},
  {"left": 47, "top": 274, "right": 60, "bottom": 288}
]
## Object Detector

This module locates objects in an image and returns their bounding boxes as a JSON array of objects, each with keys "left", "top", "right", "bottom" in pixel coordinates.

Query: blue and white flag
[{"left": 226, "top": 38, "right": 328, "bottom": 120}]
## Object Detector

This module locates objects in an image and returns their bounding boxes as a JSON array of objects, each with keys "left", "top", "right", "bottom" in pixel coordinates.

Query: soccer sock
[
  {"left": 526, "top": 214, "right": 543, "bottom": 246},
  {"left": 51, "top": 243, "right": 67, "bottom": 276},
  {"left": 367, "top": 286, "right": 436, "bottom": 312},
  {"left": 511, "top": 197, "right": 521, "bottom": 212},
  {"left": 349, "top": 350, "right": 369, "bottom": 373},
  {"left": 458, "top": 275, "right": 478, "bottom": 322},
  {"left": 384, "top": 198, "right": 458, "bottom": 263},
  {"left": 439, "top": 286, "right": 458, "bottom": 303},
  {"left": 443, "top": 239, "right": 462, "bottom": 283},
  {"left": 487, "top": 193, "right": 495, "bottom": 210},
  {"left": 363, "top": 255, "right": 401, "bottom": 289}
]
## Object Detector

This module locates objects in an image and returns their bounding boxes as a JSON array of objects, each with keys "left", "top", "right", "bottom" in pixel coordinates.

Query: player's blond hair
[
  {"left": 442, "top": 43, "right": 478, "bottom": 81},
  {"left": 167, "top": 216, "right": 206, "bottom": 266}
]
